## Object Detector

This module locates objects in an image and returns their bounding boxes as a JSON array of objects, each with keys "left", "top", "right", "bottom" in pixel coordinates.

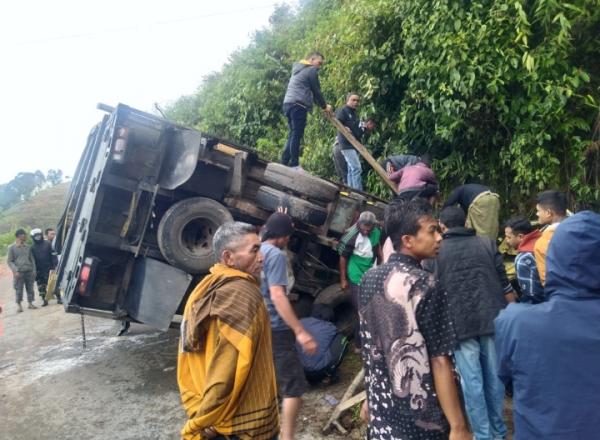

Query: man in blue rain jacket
[{"left": 494, "top": 211, "right": 600, "bottom": 440}]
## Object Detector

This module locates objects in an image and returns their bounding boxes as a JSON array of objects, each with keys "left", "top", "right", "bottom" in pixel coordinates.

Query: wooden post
[
  {"left": 325, "top": 113, "right": 398, "bottom": 195},
  {"left": 322, "top": 368, "right": 367, "bottom": 434}
]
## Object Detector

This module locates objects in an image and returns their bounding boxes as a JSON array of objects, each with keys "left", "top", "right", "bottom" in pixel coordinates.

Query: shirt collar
[{"left": 388, "top": 252, "right": 421, "bottom": 268}]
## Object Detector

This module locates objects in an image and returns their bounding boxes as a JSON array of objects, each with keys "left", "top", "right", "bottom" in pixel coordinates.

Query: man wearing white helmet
[{"left": 30, "top": 228, "right": 55, "bottom": 306}]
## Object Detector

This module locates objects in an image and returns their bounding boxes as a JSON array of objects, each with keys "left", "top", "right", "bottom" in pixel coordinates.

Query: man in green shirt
[{"left": 338, "top": 211, "right": 383, "bottom": 348}]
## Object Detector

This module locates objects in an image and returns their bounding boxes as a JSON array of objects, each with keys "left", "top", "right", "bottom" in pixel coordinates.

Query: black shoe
[
  {"left": 57, "top": 297, "right": 63, "bottom": 305},
  {"left": 42, "top": 299, "right": 49, "bottom": 307}
]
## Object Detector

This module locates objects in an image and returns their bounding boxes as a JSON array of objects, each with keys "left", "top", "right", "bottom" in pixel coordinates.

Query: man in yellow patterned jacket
[{"left": 177, "top": 222, "right": 279, "bottom": 440}]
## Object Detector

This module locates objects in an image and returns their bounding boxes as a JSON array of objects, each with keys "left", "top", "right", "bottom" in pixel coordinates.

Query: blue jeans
[
  {"left": 341, "top": 149, "right": 363, "bottom": 191},
  {"left": 281, "top": 103, "right": 308, "bottom": 167},
  {"left": 454, "top": 336, "right": 507, "bottom": 440}
]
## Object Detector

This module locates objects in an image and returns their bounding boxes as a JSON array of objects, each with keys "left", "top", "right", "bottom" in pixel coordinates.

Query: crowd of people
[
  {"left": 174, "top": 181, "right": 599, "bottom": 440},
  {"left": 7, "top": 227, "right": 60, "bottom": 312},
  {"left": 7, "top": 50, "right": 597, "bottom": 440},
  {"left": 172, "top": 51, "right": 600, "bottom": 440}
]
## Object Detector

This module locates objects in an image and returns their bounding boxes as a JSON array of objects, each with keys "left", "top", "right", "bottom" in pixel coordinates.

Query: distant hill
[{"left": 0, "top": 182, "right": 70, "bottom": 234}]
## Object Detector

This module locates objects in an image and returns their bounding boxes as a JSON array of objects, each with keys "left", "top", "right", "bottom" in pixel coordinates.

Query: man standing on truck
[
  {"left": 281, "top": 51, "right": 332, "bottom": 171},
  {"left": 260, "top": 211, "right": 317, "bottom": 440},
  {"left": 332, "top": 117, "right": 376, "bottom": 185},
  {"left": 7, "top": 229, "right": 37, "bottom": 312},
  {"left": 336, "top": 93, "right": 364, "bottom": 190},
  {"left": 177, "top": 222, "right": 279, "bottom": 440}
]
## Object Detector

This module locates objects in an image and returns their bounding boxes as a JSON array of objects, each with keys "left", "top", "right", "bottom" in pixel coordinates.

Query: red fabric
[{"left": 517, "top": 229, "right": 542, "bottom": 253}]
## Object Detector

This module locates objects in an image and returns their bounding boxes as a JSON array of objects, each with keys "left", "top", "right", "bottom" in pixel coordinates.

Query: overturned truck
[{"left": 55, "top": 104, "right": 387, "bottom": 333}]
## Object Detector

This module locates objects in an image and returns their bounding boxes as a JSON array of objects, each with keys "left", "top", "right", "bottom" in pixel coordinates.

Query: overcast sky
[{"left": 0, "top": 0, "right": 297, "bottom": 185}]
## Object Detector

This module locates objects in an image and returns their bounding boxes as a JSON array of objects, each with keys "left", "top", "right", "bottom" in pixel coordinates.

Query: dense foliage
[{"left": 166, "top": 0, "right": 600, "bottom": 212}]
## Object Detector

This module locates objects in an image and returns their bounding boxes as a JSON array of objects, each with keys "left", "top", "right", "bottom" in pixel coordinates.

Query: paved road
[{"left": 0, "top": 263, "right": 363, "bottom": 440}]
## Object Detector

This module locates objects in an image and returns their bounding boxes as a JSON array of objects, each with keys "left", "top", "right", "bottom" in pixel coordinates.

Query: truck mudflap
[{"left": 124, "top": 257, "right": 192, "bottom": 331}]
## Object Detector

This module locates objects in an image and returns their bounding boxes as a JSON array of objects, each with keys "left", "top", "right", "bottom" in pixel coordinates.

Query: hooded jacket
[
  {"left": 283, "top": 61, "right": 326, "bottom": 110},
  {"left": 432, "top": 227, "right": 510, "bottom": 341},
  {"left": 495, "top": 211, "right": 600, "bottom": 440}
]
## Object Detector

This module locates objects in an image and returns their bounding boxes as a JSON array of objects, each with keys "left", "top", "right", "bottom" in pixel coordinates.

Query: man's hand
[
  {"left": 276, "top": 206, "right": 288, "bottom": 214},
  {"left": 296, "top": 329, "right": 318, "bottom": 356},
  {"left": 323, "top": 104, "right": 333, "bottom": 114},
  {"left": 449, "top": 427, "right": 472, "bottom": 440},
  {"left": 201, "top": 426, "right": 218, "bottom": 439},
  {"left": 14, "top": 272, "right": 21, "bottom": 279},
  {"left": 340, "top": 278, "right": 349, "bottom": 291},
  {"left": 32, "top": 272, "right": 36, "bottom": 280}
]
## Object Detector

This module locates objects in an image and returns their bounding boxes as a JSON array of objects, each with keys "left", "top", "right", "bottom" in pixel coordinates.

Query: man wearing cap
[
  {"left": 337, "top": 211, "right": 383, "bottom": 348},
  {"left": 260, "top": 211, "right": 317, "bottom": 440},
  {"left": 7, "top": 229, "right": 37, "bottom": 312}
]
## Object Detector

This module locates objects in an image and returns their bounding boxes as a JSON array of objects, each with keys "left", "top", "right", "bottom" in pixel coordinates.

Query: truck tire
[
  {"left": 314, "top": 283, "right": 356, "bottom": 337},
  {"left": 255, "top": 186, "right": 328, "bottom": 226},
  {"left": 262, "top": 163, "right": 338, "bottom": 202},
  {"left": 157, "top": 197, "right": 233, "bottom": 274}
]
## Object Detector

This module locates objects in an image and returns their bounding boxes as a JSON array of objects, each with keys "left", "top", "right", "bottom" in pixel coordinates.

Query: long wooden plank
[{"left": 326, "top": 113, "right": 398, "bottom": 195}]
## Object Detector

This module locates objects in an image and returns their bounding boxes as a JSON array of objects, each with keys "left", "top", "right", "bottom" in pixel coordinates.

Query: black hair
[
  {"left": 536, "top": 190, "right": 567, "bottom": 215},
  {"left": 439, "top": 206, "right": 466, "bottom": 229},
  {"left": 15, "top": 229, "right": 26, "bottom": 237},
  {"left": 45, "top": 227, "right": 55, "bottom": 235},
  {"left": 346, "top": 92, "right": 360, "bottom": 101},
  {"left": 306, "top": 51, "right": 324, "bottom": 60},
  {"left": 504, "top": 217, "right": 535, "bottom": 235},
  {"left": 385, "top": 197, "right": 433, "bottom": 250}
]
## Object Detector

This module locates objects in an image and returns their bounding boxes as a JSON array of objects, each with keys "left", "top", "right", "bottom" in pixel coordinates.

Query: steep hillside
[{"left": 0, "top": 182, "right": 69, "bottom": 234}]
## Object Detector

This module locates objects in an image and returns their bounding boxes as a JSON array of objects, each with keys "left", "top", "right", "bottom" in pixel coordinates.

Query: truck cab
[{"left": 55, "top": 104, "right": 387, "bottom": 332}]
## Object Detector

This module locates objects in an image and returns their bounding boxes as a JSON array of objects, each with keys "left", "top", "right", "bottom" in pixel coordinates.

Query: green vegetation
[
  {"left": 166, "top": 0, "right": 599, "bottom": 211},
  {"left": 0, "top": 182, "right": 69, "bottom": 256}
]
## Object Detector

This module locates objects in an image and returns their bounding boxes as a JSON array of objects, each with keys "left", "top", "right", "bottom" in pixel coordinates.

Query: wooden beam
[
  {"left": 322, "top": 369, "right": 366, "bottom": 434},
  {"left": 325, "top": 113, "right": 398, "bottom": 195}
]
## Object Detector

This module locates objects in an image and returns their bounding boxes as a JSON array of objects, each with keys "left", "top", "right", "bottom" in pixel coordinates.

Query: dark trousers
[
  {"left": 36, "top": 267, "right": 50, "bottom": 298},
  {"left": 281, "top": 103, "right": 308, "bottom": 167},
  {"left": 349, "top": 282, "right": 361, "bottom": 346}
]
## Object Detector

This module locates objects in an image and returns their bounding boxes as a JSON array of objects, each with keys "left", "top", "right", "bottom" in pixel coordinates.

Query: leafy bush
[{"left": 166, "top": 0, "right": 600, "bottom": 211}]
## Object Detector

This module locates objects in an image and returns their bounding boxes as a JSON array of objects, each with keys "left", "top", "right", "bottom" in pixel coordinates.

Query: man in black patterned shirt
[{"left": 359, "top": 198, "right": 470, "bottom": 440}]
